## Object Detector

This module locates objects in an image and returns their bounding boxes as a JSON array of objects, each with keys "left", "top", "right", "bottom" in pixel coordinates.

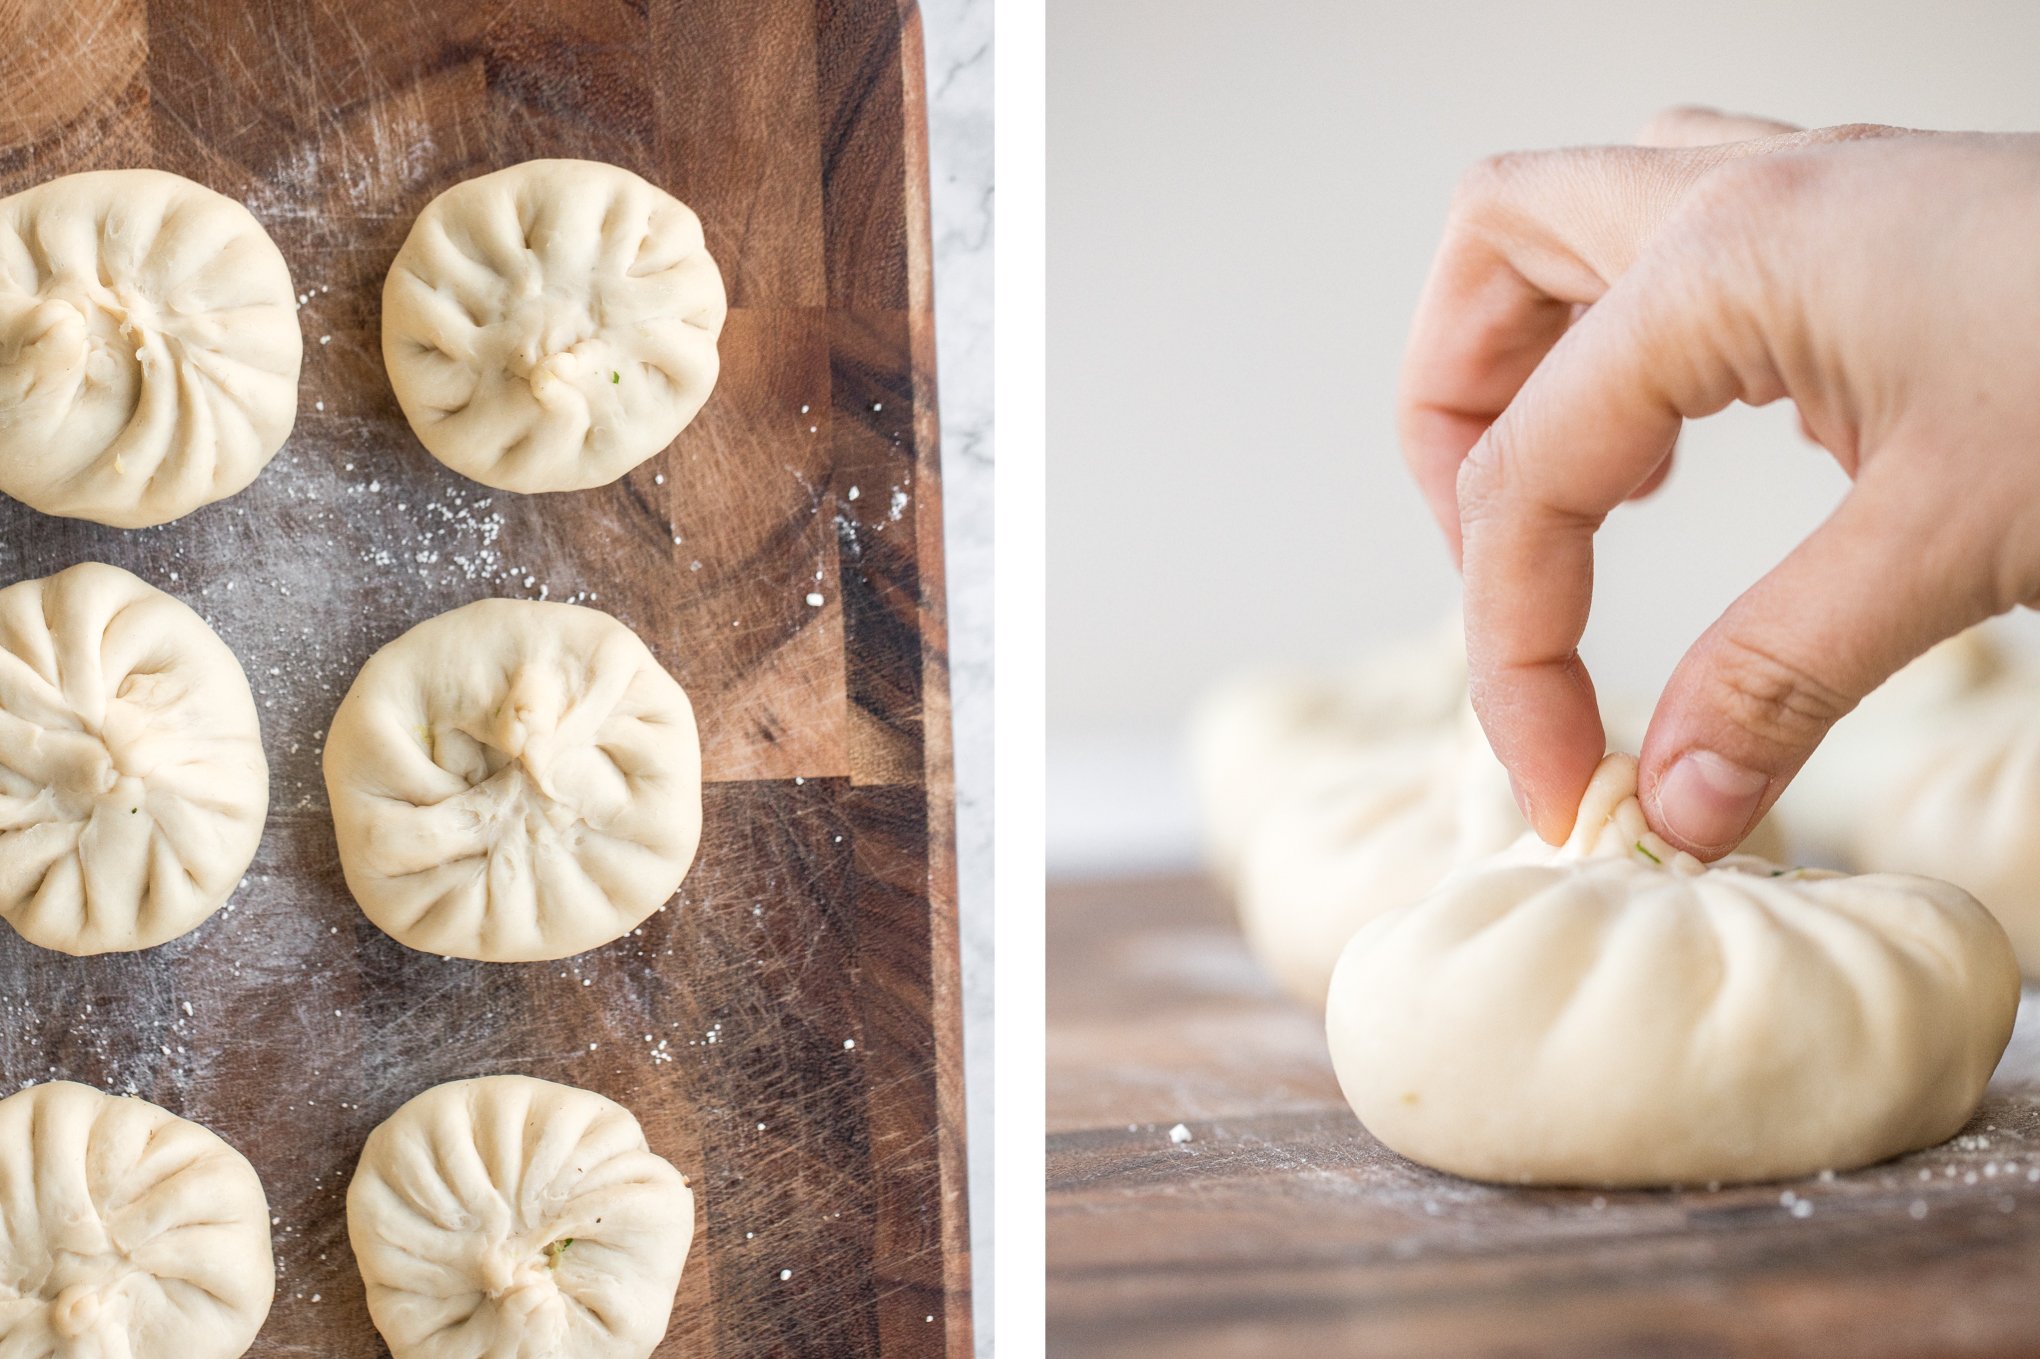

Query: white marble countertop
[{"left": 920, "top": 0, "right": 994, "bottom": 1351}]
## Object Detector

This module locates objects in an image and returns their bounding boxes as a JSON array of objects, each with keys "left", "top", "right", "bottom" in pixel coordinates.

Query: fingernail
[{"left": 1658, "top": 750, "right": 1768, "bottom": 852}]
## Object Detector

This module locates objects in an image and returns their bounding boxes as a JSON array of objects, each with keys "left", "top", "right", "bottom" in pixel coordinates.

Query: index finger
[{"left": 1457, "top": 255, "right": 1751, "bottom": 841}]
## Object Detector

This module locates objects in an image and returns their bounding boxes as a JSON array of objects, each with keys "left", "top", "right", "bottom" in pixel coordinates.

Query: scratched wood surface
[
  {"left": 1048, "top": 874, "right": 2040, "bottom": 1358},
  {"left": 0, "top": 1, "right": 970, "bottom": 1355}
]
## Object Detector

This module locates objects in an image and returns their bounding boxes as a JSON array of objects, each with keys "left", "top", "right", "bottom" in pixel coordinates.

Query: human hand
[{"left": 1398, "top": 111, "right": 2040, "bottom": 858}]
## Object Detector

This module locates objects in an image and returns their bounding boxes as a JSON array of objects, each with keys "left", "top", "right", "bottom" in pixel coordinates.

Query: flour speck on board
[{"left": 1168, "top": 1123, "right": 1193, "bottom": 1145}]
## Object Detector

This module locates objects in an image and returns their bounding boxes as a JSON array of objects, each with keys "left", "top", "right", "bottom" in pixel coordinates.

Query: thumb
[{"left": 1637, "top": 473, "right": 1994, "bottom": 858}]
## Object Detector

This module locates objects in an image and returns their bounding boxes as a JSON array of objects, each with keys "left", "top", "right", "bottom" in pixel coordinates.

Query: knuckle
[
  {"left": 1650, "top": 155, "right": 1814, "bottom": 348},
  {"left": 1455, "top": 433, "right": 1512, "bottom": 524},
  {"left": 1451, "top": 148, "right": 1547, "bottom": 215},
  {"left": 1688, "top": 150, "right": 1819, "bottom": 224},
  {"left": 1675, "top": 124, "right": 1898, "bottom": 228},
  {"left": 1808, "top": 121, "right": 1904, "bottom": 145},
  {"left": 1706, "top": 635, "right": 1853, "bottom": 751}
]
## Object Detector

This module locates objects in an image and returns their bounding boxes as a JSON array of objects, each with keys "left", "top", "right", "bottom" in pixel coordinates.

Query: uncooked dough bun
[
  {"left": 1327, "top": 754, "right": 2017, "bottom": 1188},
  {"left": 1189, "top": 618, "right": 1468, "bottom": 882},
  {"left": 1236, "top": 709, "right": 1523, "bottom": 1009},
  {"left": 324, "top": 598, "right": 702, "bottom": 962},
  {"left": 0, "top": 169, "right": 301, "bottom": 527},
  {"left": 382, "top": 159, "right": 727, "bottom": 493},
  {"left": 0, "top": 1081, "right": 274, "bottom": 1357},
  {"left": 1853, "top": 685, "right": 2040, "bottom": 972},
  {"left": 1779, "top": 626, "right": 2003, "bottom": 860},
  {"left": 348, "top": 1075, "right": 694, "bottom": 1359},
  {"left": 0, "top": 562, "right": 267, "bottom": 955}
]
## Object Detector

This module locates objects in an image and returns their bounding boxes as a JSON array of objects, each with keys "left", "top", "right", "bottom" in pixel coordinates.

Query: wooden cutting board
[
  {"left": 0, "top": 2, "right": 970, "bottom": 1355},
  {"left": 1049, "top": 874, "right": 2040, "bottom": 1358}
]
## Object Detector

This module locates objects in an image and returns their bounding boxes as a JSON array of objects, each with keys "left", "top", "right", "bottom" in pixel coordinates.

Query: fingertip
[
  {"left": 1638, "top": 675, "right": 1791, "bottom": 860},
  {"left": 1471, "top": 655, "right": 1606, "bottom": 845},
  {"left": 1527, "top": 728, "right": 1604, "bottom": 845}
]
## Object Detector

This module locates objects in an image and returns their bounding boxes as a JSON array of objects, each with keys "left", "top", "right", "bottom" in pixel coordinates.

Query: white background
[{"left": 1047, "top": 0, "right": 2040, "bottom": 876}]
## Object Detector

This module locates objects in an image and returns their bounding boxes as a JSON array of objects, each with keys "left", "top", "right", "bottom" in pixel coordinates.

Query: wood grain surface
[
  {"left": 1048, "top": 874, "right": 2040, "bottom": 1358},
  {"left": 0, "top": 1, "right": 970, "bottom": 1355}
]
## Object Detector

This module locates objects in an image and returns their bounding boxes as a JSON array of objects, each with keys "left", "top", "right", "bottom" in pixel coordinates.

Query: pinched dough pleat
[
  {"left": 0, "top": 169, "right": 301, "bottom": 528},
  {"left": 0, "top": 562, "right": 267, "bottom": 955},
  {"left": 382, "top": 159, "right": 727, "bottom": 493},
  {"left": 347, "top": 1075, "right": 693, "bottom": 1359},
  {"left": 0, "top": 1081, "right": 274, "bottom": 1358},
  {"left": 324, "top": 598, "right": 702, "bottom": 962}
]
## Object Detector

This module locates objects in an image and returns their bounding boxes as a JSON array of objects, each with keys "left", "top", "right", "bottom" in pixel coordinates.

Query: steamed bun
[
  {"left": 0, "top": 169, "right": 301, "bottom": 527},
  {"left": 323, "top": 598, "right": 702, "bottom": 962},
  {"left": 1327, "top": 754, "right": 2017, "bottom": 1187},
  {"left": 0, "top": 1081, "right": 274, "bottom": 1357},
  {"left": 347, "top": 1075, "right": 693, "bottom": 1359},
  {"left": 0, "top": 562, "right": 267, "bottom": 955},
  {"left": 381, "top": 159, "right": 727, "bottom": 493}
]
